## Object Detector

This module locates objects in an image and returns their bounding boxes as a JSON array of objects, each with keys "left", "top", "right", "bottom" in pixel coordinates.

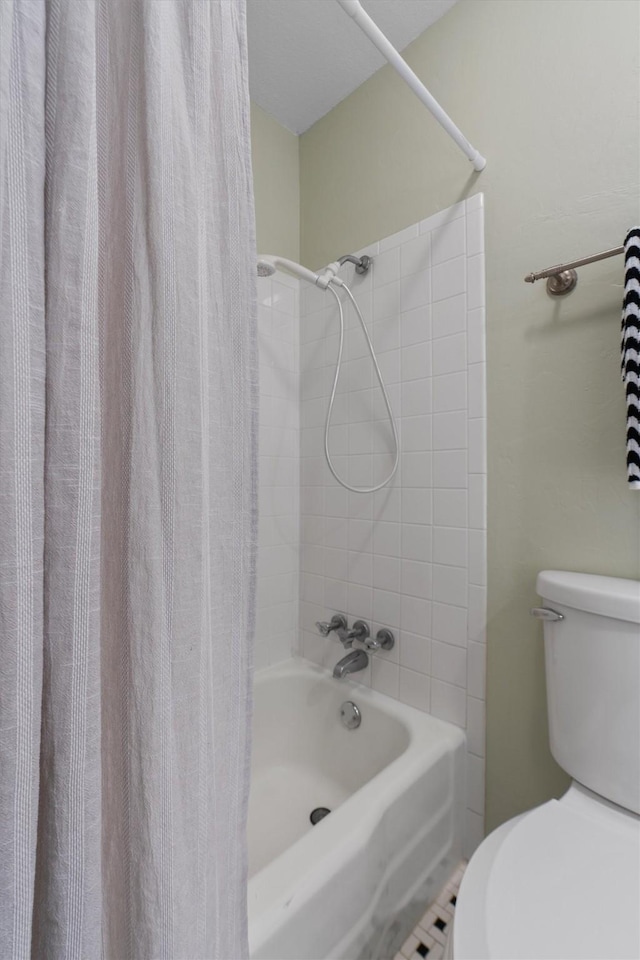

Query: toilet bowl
[
  {"left": 452, "top": 783, "right": 640, "bottom": 959},
  {"left": 452, "top": 571, "right": 640, "bottom": 960}
]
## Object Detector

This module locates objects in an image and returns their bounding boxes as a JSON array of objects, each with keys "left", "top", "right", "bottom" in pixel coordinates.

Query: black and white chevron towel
[{"left": 622, "top": 227, "right": 640, "bottom": 488}]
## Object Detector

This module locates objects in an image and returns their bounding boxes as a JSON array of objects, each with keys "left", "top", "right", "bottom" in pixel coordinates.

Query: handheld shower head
[
  {"left": 256, "top": 254, "right": 331, "bottom": 287},
  {"left": 256, "top": 251, "right": 398, "bottom": 494},
  {"left": 257, "top": 258, "right": 276, "bottom": 277}
]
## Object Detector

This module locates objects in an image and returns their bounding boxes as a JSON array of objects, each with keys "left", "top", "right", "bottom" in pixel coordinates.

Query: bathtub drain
[{"left": 309, "top": 807, "right": 331, "bottom": 825}]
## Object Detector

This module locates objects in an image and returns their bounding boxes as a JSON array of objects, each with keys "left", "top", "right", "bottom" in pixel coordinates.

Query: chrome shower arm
[{"left": 338, "top": 254, "right": 371, "bottom": 276}]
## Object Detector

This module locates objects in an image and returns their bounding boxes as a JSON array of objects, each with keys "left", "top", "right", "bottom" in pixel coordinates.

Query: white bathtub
[{"left": 248, "top": 658, "right": 466, "bottom": 960}]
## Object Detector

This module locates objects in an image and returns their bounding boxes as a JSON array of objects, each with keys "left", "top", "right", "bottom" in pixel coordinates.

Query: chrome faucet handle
[
  {"left": 349, "top": 620, "right": 370, "bottom": 643},
  {"left": 365, "top": 628, "right": 395, "bottom": 651},
  {"left": 334, "top": 619, "right": 370, "bottom": 648},
  {"left": 315, "top": 613, "right": 348, "bottom": 637}
]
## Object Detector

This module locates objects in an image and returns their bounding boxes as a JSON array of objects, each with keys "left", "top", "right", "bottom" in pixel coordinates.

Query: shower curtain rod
[{"left": 335, "top": 0, "right": 486, "bottom": 172}]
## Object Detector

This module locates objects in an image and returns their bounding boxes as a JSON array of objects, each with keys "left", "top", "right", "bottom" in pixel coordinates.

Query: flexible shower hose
[{"left": 324, "top": 282, "right": 399, "bottom": 493}]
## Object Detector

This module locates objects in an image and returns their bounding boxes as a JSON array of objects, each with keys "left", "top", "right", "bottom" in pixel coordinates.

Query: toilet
[{"left": 451, "top": 571, "right": 640, "bottom": 960}]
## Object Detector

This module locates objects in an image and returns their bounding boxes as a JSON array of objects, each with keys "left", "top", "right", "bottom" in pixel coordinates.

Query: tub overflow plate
[{"left": 340, "top": 700, "right": 361, "bottom": 729}]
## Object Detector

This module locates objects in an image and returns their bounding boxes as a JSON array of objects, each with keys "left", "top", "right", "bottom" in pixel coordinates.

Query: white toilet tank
[{"left": 537, "top": 571, "right": 640, "bottom": 815}]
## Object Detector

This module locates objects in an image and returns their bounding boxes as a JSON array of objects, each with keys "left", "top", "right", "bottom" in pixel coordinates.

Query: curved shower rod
[{"left": 336, "top": 0, "right": 486, "bottom": 172}]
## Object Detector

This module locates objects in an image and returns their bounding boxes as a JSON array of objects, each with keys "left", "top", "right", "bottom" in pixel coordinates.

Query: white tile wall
[
  {"left": 298, "top": 195, "right": 487, "bottom": 857},
  {"left": 255, "top": 197, "right": 486, "bottom": 858},
  {"left": 256, "top": 271, "right": 300, "bottom": 670}
]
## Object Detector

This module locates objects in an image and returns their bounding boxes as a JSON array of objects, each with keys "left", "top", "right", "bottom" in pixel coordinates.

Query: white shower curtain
[{"left": 0, "top": 1, "right": 258, "bottom": 957}]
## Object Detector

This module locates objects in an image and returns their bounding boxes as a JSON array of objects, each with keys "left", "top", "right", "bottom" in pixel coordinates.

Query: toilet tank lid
[{"left": 537, "top": 570, "right": 640, "bottom": 624}]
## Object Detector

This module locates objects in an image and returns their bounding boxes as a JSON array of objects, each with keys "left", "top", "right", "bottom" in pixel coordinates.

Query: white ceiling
[{"left": 247, "top": 0, "right": 458, "bottom": 134}]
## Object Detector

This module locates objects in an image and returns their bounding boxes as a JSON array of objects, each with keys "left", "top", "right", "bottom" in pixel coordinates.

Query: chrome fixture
[
  {"left": 365, "top": 628, "right": 395, "bottom": 651},
  {"left": 333, "top": 648, "right": 369, "bottom": 680},
  {"left": 524, "top": 244, "right": 623, "bottom": 296},
  {"left": 531, "top": 606, "right": 565, "bottom": 622},
  {"left": 316, "top": 616, "right": 386, "bottom": 679},
  {"left": 316, "top": 615, "right": 370, "bottom": 648},
  {"left": 316, "top": 613, "right": 348, "bottom": 637},
  {"left": 338, "top": 253, "right": 372, "bottom": 276},
  {"left": 338, "top": 619, "right": 370, "bottom": 647},
  {"left": 535, "top": 269, "right": 578, "bottom": 297},
  {"left": 340, "top": 700, "right": 362, "bottom": 729}
]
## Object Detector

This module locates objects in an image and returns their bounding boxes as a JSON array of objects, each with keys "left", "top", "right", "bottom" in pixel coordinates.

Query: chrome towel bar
[{"left": 524, "top": 244, "right": 624, "bottom": 296}]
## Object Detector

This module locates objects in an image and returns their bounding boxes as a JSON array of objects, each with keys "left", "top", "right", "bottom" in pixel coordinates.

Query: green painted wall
[
  {"left": 251, "top": 103, "right": 300, "bottom": 261},
  {"left": 298, "top": 0, "right": 640, "bottom": 831}
]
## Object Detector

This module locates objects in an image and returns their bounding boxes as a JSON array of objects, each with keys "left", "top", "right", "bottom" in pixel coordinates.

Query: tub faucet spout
[{"left": 333, "top": 648, "right": 369, "bottom": 680}]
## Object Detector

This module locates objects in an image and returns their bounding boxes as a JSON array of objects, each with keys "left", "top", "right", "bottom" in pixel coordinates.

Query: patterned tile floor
[{"left": 393, "top": 861, "right": 467, "bottom": 960}]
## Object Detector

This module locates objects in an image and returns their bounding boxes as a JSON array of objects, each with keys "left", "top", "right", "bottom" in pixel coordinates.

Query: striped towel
[{"left": 622, "top": 228, "right": 640, "bottom": 488}]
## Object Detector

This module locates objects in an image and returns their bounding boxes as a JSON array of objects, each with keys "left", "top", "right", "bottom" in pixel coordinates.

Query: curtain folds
[{"left": 0, "top": 2, "right": 258, "bottom": 957}]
